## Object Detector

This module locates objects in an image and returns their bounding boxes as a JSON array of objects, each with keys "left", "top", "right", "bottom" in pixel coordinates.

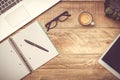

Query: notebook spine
[{"left": 8, "top": 38, "right": 33, "bottom": 72}]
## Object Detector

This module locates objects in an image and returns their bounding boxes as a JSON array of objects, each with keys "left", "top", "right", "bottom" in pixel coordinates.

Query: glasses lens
[
  {"left": 49, "top": 20, "right": 57, "bottom": 29},
  {"left": 58, "top": 11, "right": 71, "bottom": 22},
  {"left": 46, "top": 20, "right": 57, "bottom": 31},
  {"left": 58, "top": 15, "right": 69, "bottom": 22}
]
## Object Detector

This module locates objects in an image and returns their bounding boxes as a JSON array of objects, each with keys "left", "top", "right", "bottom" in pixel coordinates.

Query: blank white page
[
  {"left": 0, "top": 40, "right": 30, "bottom": 80},
  {"left": 10, "top": 21, "right": 59, "bottom": 70}
]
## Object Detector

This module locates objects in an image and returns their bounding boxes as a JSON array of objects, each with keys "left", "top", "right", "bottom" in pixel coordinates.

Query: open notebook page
[
  {"left": 0, "top": 40, "right": 30, "bottom": 80},
  {"left": 10, "top": 21, "right": 59, "bottom": 70}
]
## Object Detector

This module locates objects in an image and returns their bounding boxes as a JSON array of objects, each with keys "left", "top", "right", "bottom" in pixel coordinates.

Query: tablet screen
[{"left": 102, "top": 36, "right": 120, "bottom": 74}]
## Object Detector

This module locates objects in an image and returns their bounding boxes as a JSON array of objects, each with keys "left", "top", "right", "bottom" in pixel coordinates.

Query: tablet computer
[{"left": 99, "top": 34, "right": 120, "bottom": 79}]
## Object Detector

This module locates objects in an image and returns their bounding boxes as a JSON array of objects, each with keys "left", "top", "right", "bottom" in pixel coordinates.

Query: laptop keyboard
[{"left": 0, "top": 0, "right": 22, "bottom": 15}]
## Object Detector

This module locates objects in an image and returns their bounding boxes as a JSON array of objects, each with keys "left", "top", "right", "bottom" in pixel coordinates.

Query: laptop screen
[{"left": 102, "top": 35, "right": 120, "bottom": 73}]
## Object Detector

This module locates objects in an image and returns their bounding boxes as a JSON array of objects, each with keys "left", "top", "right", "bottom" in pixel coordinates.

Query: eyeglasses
[{"left": 45, "top": 11, "right": 71, "bottom": 31}]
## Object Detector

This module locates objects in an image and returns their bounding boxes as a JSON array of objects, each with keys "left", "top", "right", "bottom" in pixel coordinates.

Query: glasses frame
[{"left": 45, "top": 11, "right": 71, "bottom": 31}]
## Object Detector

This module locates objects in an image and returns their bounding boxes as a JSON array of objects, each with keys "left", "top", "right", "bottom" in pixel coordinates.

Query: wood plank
[
  {"left": 46, "top": 29, "right": 120, "bottom": 54},
  {"left": 37, "top": 1, "right": 120, "bottom": 28},
  {"left": 23, "top": 69, "right": 119, "bottom": 80},
  {"left": 40, "top": 54, "right": 102, "bottom": 69}
]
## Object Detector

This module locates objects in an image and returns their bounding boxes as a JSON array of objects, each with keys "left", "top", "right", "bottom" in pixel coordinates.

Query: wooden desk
[{"left": 23, "top": 1, "right": 120, "bottom": 80}]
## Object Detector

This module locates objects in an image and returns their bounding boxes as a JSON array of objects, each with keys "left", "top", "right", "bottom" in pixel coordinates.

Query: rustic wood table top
[{"left": 22, "top": 1, "right": 120, "bottom": 80}]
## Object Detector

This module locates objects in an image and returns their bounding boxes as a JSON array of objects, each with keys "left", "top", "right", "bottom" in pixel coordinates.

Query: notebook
[{"left": 0, "top": 21, "right": 59, "bottom": 80}]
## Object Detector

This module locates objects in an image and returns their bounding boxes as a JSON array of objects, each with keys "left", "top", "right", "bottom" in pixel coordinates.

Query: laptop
[
  {"left": 0, "top": 0, "right": 60, "bottom": 42},
  {"left": 99, "top": 34, "right": 120, "bottom": 79}
]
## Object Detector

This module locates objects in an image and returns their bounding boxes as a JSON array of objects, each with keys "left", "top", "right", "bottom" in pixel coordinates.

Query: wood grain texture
[
  {"left": 47, "top": 29, "right": 120, "bottom": 54},
  {"left": 23, "top": 1, "right": 120, "bottom": 80},
  {"left": 24, "top": 69, "right": 118, "bottom": 80}
]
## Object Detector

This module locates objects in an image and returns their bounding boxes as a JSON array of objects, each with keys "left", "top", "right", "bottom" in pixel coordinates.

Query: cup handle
[{"left": 91, "top": 21, "right": 95, "bottom": 26}]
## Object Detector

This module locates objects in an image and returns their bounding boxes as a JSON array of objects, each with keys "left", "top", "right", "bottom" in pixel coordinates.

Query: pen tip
[{"left": 24, "top": 39, "right": 25, "bottom": 41}]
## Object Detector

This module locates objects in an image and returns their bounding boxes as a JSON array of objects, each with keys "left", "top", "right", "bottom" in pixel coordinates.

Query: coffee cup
[{"left": 79, "top": 12, "right": 94, "bottom": 26}]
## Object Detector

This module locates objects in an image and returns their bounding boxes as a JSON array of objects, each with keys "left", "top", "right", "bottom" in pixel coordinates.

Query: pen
[{"left": 24, "top": 39, "right": 49, "bottom": 52}]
